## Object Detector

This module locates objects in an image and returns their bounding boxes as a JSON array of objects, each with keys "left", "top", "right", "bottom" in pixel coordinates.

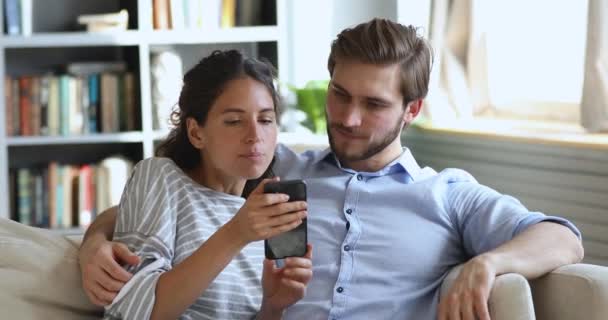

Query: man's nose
[{"left": 341, "top": 104, "right": 362, "bottom": 127}]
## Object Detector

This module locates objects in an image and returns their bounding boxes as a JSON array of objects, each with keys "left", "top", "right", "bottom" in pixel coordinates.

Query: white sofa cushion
[{"left": 0, "top": 218, "right": 103, "bottom": 319}]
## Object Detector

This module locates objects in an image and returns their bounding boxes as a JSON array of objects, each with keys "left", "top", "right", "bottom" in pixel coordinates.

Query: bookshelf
[{"left": 0, "top": 0, "right": 290, "bottom": 230}]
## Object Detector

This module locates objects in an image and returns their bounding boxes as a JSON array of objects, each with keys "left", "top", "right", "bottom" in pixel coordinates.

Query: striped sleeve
[{"left": 104, "top": 158, "right": 176, "bottom": 320}]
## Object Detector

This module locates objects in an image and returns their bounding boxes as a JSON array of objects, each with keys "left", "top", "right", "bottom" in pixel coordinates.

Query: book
[
  {"left": 100, "top": 73, "right": 119, "bottom": 132},
  {"left": 221, "top": 0, "right": 236, "bottom": 28},
  {"left": 9, "top": 170, "right": 17, "bottom": 221},
  {"left": 19, "top": 0, "right": 32, "bottom": 35},
  {"left": 4, "top": 0, "right": 21, "bottom": 35},
  {"left": 47, "top": 162, "right": 58, "bottom": 228},
  {"left": 88, "top": 74, "right": 99, "bottom": 133},
  {"left": 5, "top": 77, "right": 13, "bottom": 135},
  {"left": 95, "top": 165, "right": 110, "bottom": 214},
  {"left": 11, "top": 78, "right": 20, "bottom": 135},
  {"left": 100, "top": 156, "right": 133, "bottom": 206},
  {"left": 236, "top": 0, "right": 262, "bottom": 26},
  {"left": 76, "top": 9, "right": 129, "bottom": 32},
  {"left": 153, "top": 0, "right": 171, "bottom": 29},
  {"left": 30, "top": 76, "right": 40, "bottom": 136},
  {"left": 58, "top": 75, "right": 70, "bottom": 136},
  {"left": 81, "top": 76, "right": 90, "bottom": 134},
  {"left": 39, "top": 75, "right": 50, "bottom": 135},
  {"left": 33, "top": 169, "right": 44, "bottom": 227},
  {"left": 69, "top": 76, "right": 83, "bottom": 135},
  {"left": 124, "top": 72, "right": 136, "bottom": 131},
  {"left": 19, "top": 77, "right": 32, "bottom": 136},
  {"left": 78, "top": 165, "right": 94, "bottom": 228},
  {"left": 47, "top": 76, "right": 60, "bottom": 135},
  {"left": 17, "top": 168, "right": 32, "bottom": 225}
]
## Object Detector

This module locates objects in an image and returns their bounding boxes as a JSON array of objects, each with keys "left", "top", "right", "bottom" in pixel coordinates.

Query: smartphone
[{"left": 263, "top": 180, "right": 308, "bottom": 260}]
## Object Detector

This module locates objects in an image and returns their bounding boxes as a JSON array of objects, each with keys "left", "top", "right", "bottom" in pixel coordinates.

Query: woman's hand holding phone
[
  {"left": 259, "top": 245, "right": 313, "bottom": 317},
  {"left": 227, "top": 178, "right": 307, "bottom": 246}
]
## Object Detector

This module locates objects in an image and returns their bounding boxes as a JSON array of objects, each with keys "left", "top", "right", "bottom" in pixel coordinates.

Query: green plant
[{"left": 290, "top": 80, "right": 328, "bottom": 134}]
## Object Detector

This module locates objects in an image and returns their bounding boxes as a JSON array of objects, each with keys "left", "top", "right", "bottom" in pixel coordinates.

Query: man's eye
[
  {"left": 224, "top": 120, "right": 241, "bottom": 125},
  {"left": 334, "top": 90, "right": 347, "bottom": 97},
  {"left": 259, "top": 118, "right": 275, "bottom": 124}
]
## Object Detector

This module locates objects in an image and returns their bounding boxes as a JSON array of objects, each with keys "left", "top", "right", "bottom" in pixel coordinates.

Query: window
[{"left": 423, "top": 0, "right": 608, "bottom": 132}]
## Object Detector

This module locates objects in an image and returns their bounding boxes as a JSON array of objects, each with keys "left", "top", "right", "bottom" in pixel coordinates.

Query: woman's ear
[{"left": 186, "top": 117, "right": 205, "bottom": 149}]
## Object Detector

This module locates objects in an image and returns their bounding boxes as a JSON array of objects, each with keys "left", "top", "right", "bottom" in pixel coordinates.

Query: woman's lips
[{"left": 240, "top": 152, "right": 265, "bottom": 161}]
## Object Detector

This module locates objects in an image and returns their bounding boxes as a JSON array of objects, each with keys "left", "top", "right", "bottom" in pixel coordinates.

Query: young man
[{"left": 79, "top": 19, "right": 583, "bottom": 320}]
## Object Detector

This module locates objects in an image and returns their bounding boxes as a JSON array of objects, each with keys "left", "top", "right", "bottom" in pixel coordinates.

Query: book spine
[
  {"left": 88, "top": 74, "right": 99, "bottom": 133},
  {"left": 153, "top": 0, "right": 171, "bottom": 29},
  {"left": 19, "top": 77, "right": 32, "bottom": 136},
  {"left": 17, "top": 168, "right": 31, "bottom": 225},
  {"left": 5, "top": 77, "right": 13, "bottom": 135},
  {"left": 4, "top": 0, "right": 21, "bottom": 35},
  {"left": 39, "top": 75, "right": 50, "bottom": 135}
]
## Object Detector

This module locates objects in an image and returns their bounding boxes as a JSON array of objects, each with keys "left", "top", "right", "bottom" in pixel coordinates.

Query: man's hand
[
  {"left": 438, "top": 255, "right": 495, "bottom": 320},
  {"left": 259, "top": 245, "right": 313, "bottom": 318},
  {"left": 78, "top": 235, "right": 140, "bottom": 306}
]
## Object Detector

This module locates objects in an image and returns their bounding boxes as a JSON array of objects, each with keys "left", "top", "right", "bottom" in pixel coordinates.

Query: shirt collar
[{"left": 313, "top": 147, "right": 424, "bottom": 181}]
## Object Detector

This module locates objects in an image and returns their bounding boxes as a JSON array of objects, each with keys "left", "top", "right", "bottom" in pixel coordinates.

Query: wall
[{"left": 285, "top": 0, "right": 398, "bottom": 87}]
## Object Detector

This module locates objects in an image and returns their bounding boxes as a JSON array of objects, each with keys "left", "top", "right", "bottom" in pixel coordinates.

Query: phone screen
[{"left": 263, "top": 180, "right": 307, "bottom": 259}]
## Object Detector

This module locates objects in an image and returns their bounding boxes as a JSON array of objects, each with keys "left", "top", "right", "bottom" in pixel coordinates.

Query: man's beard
[{"left": 328, "top": 112, "right": 405, "bottom": 165}]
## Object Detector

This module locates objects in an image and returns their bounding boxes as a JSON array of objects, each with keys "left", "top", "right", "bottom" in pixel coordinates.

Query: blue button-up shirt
[{"left": 273, "top": 144, "right": 580, "bottom": 320}]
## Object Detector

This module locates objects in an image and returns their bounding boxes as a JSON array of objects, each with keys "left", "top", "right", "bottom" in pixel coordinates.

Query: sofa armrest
[
  {"left": 441, "top": 265, "right": 535, "bottom": 320},
  {"left": 531, "top": 263, "right": 608, "bottom": 320},
  {"left": 0, "top": 218, "right": 102, "bottom": 319}
]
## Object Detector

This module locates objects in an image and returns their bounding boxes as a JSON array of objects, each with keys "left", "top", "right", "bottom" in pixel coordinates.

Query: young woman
[{"left": 102, "top": 50, "right": 312, "bottom": 320}]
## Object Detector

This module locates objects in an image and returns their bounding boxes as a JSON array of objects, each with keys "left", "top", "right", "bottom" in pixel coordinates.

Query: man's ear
[
  {"left": 186, "top": 117, "right": 205, "bottom": 149},
  {"left": 403, "top": 99, "right": 423, "bottom": 123}
]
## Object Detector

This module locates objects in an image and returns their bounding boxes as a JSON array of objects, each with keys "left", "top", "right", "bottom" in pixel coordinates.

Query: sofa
[{"left": 2, "top": 217, "right": 608, "bottom": 319}]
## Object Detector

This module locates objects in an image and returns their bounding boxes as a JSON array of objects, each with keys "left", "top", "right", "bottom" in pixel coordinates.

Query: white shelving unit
[{"left": 0, "top": 0, "right": 290, "bottom": 221}]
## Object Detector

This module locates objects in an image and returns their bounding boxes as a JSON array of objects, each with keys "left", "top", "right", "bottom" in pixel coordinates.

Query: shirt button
[
  {"left": 344, "top": 245, "right": 351, "bottom": 251},
  {"left": 337, "top": 287, "right": 344, "bottom": 293},
  {"left": 346, "top": 208, "right": 352, "bottom": 214},
  {"left": 357, "top": 174, "right": 363, "bottom": 181}
]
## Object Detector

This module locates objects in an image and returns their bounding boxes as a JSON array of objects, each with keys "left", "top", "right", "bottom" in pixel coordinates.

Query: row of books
[
  {"left": 4, "top": 63, "right": 137, "bottom": 137},
  {"left": 153, "top": 0, "right": 264, "bottom": 30},
  {"left": 9, "top": 157, "right": 133, "bottom": 229}
]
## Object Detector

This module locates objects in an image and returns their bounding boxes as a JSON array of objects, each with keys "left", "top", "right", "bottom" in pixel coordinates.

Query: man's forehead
[{"left": 331, "top": 62, "right": 402, "bottom": 102}]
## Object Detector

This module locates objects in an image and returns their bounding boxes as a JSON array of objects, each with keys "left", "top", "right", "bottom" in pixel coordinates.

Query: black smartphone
[{"left": 263, "top": 180, "right": 308, "bottom": 260}]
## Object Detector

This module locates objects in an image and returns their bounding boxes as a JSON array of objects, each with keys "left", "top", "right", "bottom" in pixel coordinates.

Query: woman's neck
[{"left": 187, "top": 163, "right": 246, "bottom": 196}]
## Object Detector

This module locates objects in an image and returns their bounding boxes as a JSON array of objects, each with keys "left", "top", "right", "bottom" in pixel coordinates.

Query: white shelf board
[
  {"left": 0, "top": 31, "right": 142, "bottom": 48},
  {"left": 0, "top": 27, "right": 279, "bottom": 48},
  {"left": 145, "top": 26, "right": 280, "bottom": 45},
  {"left": 6, "top": 132, "right": 145, "bottom": 146}
]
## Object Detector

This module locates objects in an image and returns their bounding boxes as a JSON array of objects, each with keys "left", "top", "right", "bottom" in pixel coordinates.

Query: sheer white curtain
[
  {"left": 426, "top": 0, "right": 604, "bottom": 131},
  {"left": 423, "top": 0, "right": 488, "bottom": 125},
  {"left": 581, "top": 0, "right": 608, "bottom": 132}
]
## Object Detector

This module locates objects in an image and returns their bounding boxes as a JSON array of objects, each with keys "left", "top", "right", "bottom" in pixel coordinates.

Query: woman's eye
[
  {"left": 259, "top": 118, "right": 275, "bottom": 124},
  {"left": 224, "top": 120, "right": 241, "bottom": 125}
]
